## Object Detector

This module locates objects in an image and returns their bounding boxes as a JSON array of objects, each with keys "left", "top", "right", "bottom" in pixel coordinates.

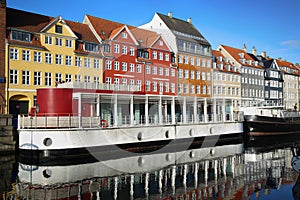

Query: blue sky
[{"left": 7, "top": 0, "right": 300, "bottom": 64}]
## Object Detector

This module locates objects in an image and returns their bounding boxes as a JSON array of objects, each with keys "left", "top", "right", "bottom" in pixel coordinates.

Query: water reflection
[{"left": 3, "top": 136, "right": 300, "bottom": 200}]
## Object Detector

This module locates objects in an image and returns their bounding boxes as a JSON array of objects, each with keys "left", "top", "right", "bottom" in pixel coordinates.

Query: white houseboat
[{"left": 18, "top": 82, "right": 244, "bottom": 156}]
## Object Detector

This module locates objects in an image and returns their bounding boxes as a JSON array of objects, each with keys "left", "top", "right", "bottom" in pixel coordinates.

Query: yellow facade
[{"left": 6, "top": 20, "right": 103, "bottom": 114}]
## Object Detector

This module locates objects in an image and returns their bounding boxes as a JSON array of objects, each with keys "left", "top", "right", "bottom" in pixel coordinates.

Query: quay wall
[{"left": 0, "top": 114, "right": 15, "bottom": 152}]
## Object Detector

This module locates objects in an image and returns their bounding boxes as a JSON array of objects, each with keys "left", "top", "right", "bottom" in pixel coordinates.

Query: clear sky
[{"left": 7, "top": 0, "right": 300, "bottom": 64}]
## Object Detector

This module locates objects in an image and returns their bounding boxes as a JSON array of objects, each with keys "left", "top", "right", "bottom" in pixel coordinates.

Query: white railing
[
  {"left": 58, "top": 82, "right": 140, "bottom": 92},
  {"left": 18, "top": 111, "right": 244, "bottom": 130}
]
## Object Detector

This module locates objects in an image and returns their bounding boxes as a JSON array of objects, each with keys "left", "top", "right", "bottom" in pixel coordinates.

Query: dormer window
[
  {"left": 137, "top": 49, "right": 149, "bottom": 59},
  {"left": 84, "top": 42, "right": 99, "bottom": 52},
  {"left": 11, "top": 30, "right": 31, "bottom": 42},
  {"left": 55, "top": 25, "right": 63, "bottom": 34},
  {"left": 102, "top": 44, "right": 110, "bottom": 53},
  {"left": 238, "top": 52, "right": 244, "bottom": 58}
]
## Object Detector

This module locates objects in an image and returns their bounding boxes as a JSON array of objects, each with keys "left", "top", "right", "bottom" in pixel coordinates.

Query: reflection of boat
[
  {"left": 242, "top": 106, "right": 300, "bottom": 136},
  {"left": 18, "top": 86, "right": 244, "bottom": 157},
  {"left": 17, "top": 143, "right": 244, "bottom": 199}
]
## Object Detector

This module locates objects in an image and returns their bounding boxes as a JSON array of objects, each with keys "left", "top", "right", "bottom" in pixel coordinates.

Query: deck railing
[{"left": 18, "top": 111, "right": 244, "bottom": 130}]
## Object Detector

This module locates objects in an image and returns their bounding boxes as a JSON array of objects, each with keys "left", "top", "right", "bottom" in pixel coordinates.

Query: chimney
[
  {"left": 278, "top": 57, "right": 281, "bottom": 61},
  {"left": 187, "top": 17, "right": 192, "bottom": 24},
  {"left": 0, "top": 0, "right": 6, "bottom": 113},
  {"left": 168, "top": 12, "right": 172, "bottom": 18},
  {"left": 261, "top": 51, "right": 267, "bottom": 58},
  {"left": 243, "top": 44, "right": 247, "bottom": 52},
  {"left": 252, "top": 46, "right": 257, "bottom": 56}
]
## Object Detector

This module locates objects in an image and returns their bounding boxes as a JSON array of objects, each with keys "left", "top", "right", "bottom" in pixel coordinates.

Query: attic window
[
  {"left": 159, "top": 40, "right": 163, "bottom": 46},
  {"left": 11, "top": 30, "right": 31, "bottom": 42},
  {"left": 55, "top": 25, "right": 62, "bottom": 34},
  {"left": 122, "top": 32, "right": 127, "bottom": 38}
]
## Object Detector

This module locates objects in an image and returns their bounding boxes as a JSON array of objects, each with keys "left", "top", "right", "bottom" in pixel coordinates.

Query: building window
[
  {"left": 190, "top": 57, "right": 194, "bottom": 65},
  {"left": 196, "top": 58, "right": 200, "bottom": 66},
  {"left": 84, "top": 76, "right": 91, "bottom": 82},
  {"left": 136, "top": 80, "right": 142, "bottom": 91},
  {"left": 196, "top": 85, "right": 200, "bottom": 94},
  {"left": 65, "top": 74, "right": 72, "bottom": 82},
  {"left": 34, "top": 52, "right": 42, "bottom": 63},
  {"left": 106, "top": 60, "right": 112, "bottom": 70},
  {"left": 178, "top": 69, "right": 183, "bottom": 78},
  {"left": 94, "top": 76, "right": 100, "bottom": 84},
  {"left": 75, "top": 56, "right": 82, "bottom": 67},
  {"left": 159, "top": 67, "right": 163, "bottom": 75},
  {"left": 45, "top": 36, "right": 52, "bottom": 44},
  {"left": 146, "top": 81, "right": 151, "bottom": 91},
  {"left": 202, "top": 86, "right": 207, "bottom": 94},
  {"left": 114, "top": 61, "right": 120, "bottom": 70},
  {"left": 190, "top": 70, "right": 194, "bottom": 79},
  {"left": 171, "top": 83, "right": 175, "bottom": 93},
  {"left": 65, "top": 39, "right": 72, "bottom": 47},
  {"left": 130, "top": 63, "right": 135, "bottom": 72},
  {"left": 45, "top": 53, "right": 52, "bottom": 64},
  {"left": 184, "top": 56, "right": 188, "bottom": 64},
  {"left": 84, "top": 58, "right": 91, "bottom": 68},
  {"left": 165, "top": 82, "right": 170, "bottom": 92},
  {"left": 55, "top": 25, "right": 62, "bottom": 34},
  {"left": 114, "top": 44, "right": 120, "bottom": 53},
  {"left": 22, "top": 50, "right": 30, "bottom": 61},
  {"left": 65, "top": 55, "right": 72, "bottom": 66},
  {"left": 9, "top": 69, "right": 18, "bottom": 84},
  {"left": 136, "top": 64, "right": 142, "bottom": 73},
  {"left": 165, "top": 68, "right": 169, "bottom": 76},
  {"left": 75, "top": 75, "right": 81, "bottom": 82},
  {"left": 122, "top": 46, "right": 127, "bottom": 54},
  {"left": 190, "top": 85, "right": 195, "bottom": 94},
  {"left": 165, "top": 53, "right": 169, "bottom": 61},
  {"left": 184, "top": 84, "right": 188, "bottom": 94},
  {"left": 178, "top": 55, "right": 183, "bottom": 63},
  {"left": 159, "top": 52, "right": 163, "bottom": 60},
  {"left": 55, "top": 73, "right": 62, "bottom": 84},
  {"left": 152, "top": 51, "right": 157, "bottom": 59},
  {"left": 10, "top": 48, "right": 19, "bottom": 60},
  {"left": 45, "top": 72, "right": 52, "bottom": 86},
  {"left": 122, "top": 78, "right": 127, "bottom": 85},
  {"left": 33, "top": 71, "right": 41, "bottom": 86},
  {"left": 55, "top": 54, "right": 62, "bottom": 65},
  {"left": 11, "top": 30, "right": 31, "bottom": 42},
  {"left": 114, "top": 78, "right": 119, "bottom": 84},
  {"left": 85, "top": 43, "right": 99, "bottom": 52},
  {"left": 171, "top": 69, "right": 175, "bottom": 77},
  {"left": 94, "top": 59, "right": 100, "bottom": 69},
  {"left": 152, "top": 66, "right": 157, "bottom": 74},
  {"left": 103, "top": 44, "right": 110, "bottom": 53},
  {"left": 122, "top": 32, "right": 127, "bottom": 38},
  {"left": 130, "top": 47, "right": 135, "bottom": 56},
  {"left": 122, "top": 62, "right": 127, "bottom": 71},
  {"left": 202, "top": 72, "right": 206, "bottom": 80},
  {"left": 159, "top": 82, "right": 163, "bottom": 93},
  {"left": 184, "top": 70, "right": 189, "bottom": 79},
  {"left": 56, "top": 38, "right": 62, "bottom": 46},
  {"left": 152, "top": 81, "right": 157, "bottom": 92},
  {"left": 106, "top": 77, "right": 111, "bottom": 84},
  {"left": 146, "top": 66, "right": 150, "bottom": 74},
  {"left": 22, "top": 70, "right": 30, "bottom": 85},
  {"left": 178, "top": 84, "right": 183, "bottom": 94}
]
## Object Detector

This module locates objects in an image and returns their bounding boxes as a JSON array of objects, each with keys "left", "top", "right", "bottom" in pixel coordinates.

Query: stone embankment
[{"left": 0, "top": 115, "right": 15, "bottom": 152}]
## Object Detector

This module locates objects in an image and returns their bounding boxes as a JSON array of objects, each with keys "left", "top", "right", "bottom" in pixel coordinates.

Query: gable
[
  {"left": 41, "top": 17, "right": 77, "bottom": 38},
  {"left": 151, "top": 36, "right": 172, "bottom": 52},
  {"left": 111, "top": 26, "right": 138, "bottom": 45}
]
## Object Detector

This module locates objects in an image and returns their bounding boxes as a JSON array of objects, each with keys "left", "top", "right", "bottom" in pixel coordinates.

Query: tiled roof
[
  {"left": 85, "top": 15, "right": 135, "bottom": 40},
  {"left": 212, "top": 50, "right": 240, "bottom": 74},
  {"left": 220, "top": 45, "right": 263, "bottom": 69},
  {"left": 7, "top": 8, "right": 53, "bottom": 32},
  {"left": 65, "top": 20, "right": 99, "bottom": 43},
  {"left": 276, "top": 59, "right": 299, "bottom": 74},
  {"left": 130, "top": 28, "right": 159, "bottom": 48},
  {"left": 157, "top": 13, "right": 210, "bottom": 46}
]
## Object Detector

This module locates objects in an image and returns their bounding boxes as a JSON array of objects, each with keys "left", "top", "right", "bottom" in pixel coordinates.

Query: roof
[
  {"left": 212, "top": 50, "right": 240, "bottom": 74},
  {"left": 276, "top": 59, "right": 299, "bottom": 74},
  {"left": 156, "top": 13, "right": 210, "bottom": 46},
  {"left": 65, "top": 20, "right": 99, "bottom": 43},
  {"left": 220, "top": 45, "right": 263, "bottom": 69},
  {"left": 7, "top": 8, "right": 53, "bottom": 32},
  {"left": 85, "top": 15, "right": 135, "bottom": 40},
  {"left": 130, "top": 28, "right": 159, "bottom": 48}
]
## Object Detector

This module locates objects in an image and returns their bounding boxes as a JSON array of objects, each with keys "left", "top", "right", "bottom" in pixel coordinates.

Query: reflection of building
[
  {"left": 12, "top": 143, "right": 297, "bottom": 199},
  {"left": 0, "top": 154, "right": 15, "bottom": 199}
]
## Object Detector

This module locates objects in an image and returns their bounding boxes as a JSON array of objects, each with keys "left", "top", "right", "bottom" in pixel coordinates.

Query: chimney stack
[
  {"left": 252, "top": 46, "right": 257, "bottom": 56},
  {"left": 261, "top": 51, "right": 267, "bottom": 58},
  {"left": 243, "top": 44, "right": 247, "bottom": 52},
  {"left": 187, "top": 17, "right": 192, "bottom": 24},
  {"left": 168, "top": 12, "right": 172, "bottom": 18}
]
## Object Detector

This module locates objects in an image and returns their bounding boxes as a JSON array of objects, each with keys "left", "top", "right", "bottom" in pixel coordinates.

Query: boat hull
[{"left": 18, "top": 122, "right": 243, "bottom": 155}]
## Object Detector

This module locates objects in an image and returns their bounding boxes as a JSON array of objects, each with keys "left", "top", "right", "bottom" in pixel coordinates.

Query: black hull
[{"left": 244, "top": 115, "right": 300, "bottom": 136}]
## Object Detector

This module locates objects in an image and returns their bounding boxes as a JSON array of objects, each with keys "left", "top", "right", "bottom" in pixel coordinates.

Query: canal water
[{"left": 2, "top": 135, "right": 300, "bottom": 200}]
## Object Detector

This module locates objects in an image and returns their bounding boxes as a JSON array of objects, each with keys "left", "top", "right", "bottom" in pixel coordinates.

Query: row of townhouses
[{"left": 0, "top": 0, "right": 299, "bottom": 116}]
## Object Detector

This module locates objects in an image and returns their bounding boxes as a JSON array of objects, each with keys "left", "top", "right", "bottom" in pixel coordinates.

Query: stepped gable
[{"left": 156, "top": 12, "right": 210, "bottom": 46}]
